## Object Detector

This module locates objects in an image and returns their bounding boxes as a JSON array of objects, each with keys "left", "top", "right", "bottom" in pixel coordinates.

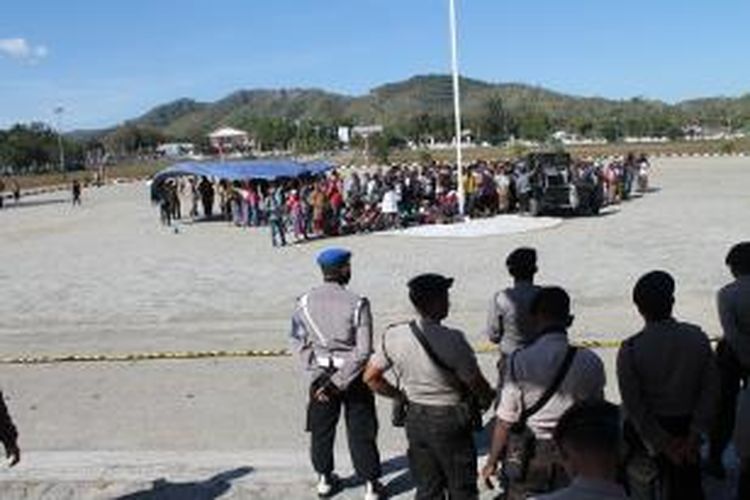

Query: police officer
[
  {"left": 485, "top": 247, "right": 541, "bottom": 397},
  {"left": 708, "top": 241, "right": 750, "bottom": 477},
  {"left": 364, "top": 273, "right": 494, "bottom": 500},
  {"left": 481, "top": 287, "right": 606, "bottom": 499},
  {"left": 617, "top": 271, "right": 719, "bottom": 500},
  {"left": 289, "top": 248, "right": 381, "bottom": 499}
]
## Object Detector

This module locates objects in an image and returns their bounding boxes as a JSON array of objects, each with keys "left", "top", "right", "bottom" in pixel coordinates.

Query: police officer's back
[
  {"left": 289, "top": 248, "right": 381, "bottom": 499},
  {"left": 486, "top": 247, "right": 542, "bottom": 395},
  {"left": 481, "top": 287, "right": 606, "bottom": 500},
  {"left": 364, "top": 274, "right": 494, "bottom": 500},
  {"left": 617, "top": 271, "right": 718, "bottom": 500},
  {"left": 708, "top": 242, "right": 750, "bottom": 478}
]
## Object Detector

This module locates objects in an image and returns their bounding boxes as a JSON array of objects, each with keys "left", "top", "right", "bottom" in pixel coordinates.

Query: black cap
[
  {"left": 506, "top": 247, "right": 537, "bottom": 275},
  {"left": 726, "top": 242, "right": 750, "bottom": 274},
  {"left": 407, "top": 274, "right": 454, "bottom": 295},
  {"left": 633, "top": 270, "right": 675, "bottom": 307}
]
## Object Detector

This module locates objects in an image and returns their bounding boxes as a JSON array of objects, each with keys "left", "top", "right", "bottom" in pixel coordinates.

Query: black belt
[{"left": 407, "top": 402, "right": 460, "bottom": 416}]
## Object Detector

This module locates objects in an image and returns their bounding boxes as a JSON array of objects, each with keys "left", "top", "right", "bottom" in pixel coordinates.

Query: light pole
[
  {"left": 54, "top": 106, "right": 65, "bottom": 173},
  {"left": 448, "top": 0, "right": 465, "bottom": 216}
]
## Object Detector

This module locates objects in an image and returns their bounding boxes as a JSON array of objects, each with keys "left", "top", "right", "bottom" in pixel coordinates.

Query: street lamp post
[
  {"left": 54, "top": 106, "right": 65, "bottom": 173},
  {"left": 448, "top": 0, "right": 465, "bottom": 216}
]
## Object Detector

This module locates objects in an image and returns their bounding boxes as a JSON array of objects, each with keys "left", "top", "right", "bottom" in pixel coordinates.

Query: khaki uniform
[
  {"left": 371, "top": 318, "right": 482, "bottom": 405},
  {"left": 371, "top": 317, "right": 484, "bottom": 499}
]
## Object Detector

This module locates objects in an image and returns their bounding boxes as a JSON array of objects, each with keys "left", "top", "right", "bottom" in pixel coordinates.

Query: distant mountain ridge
[{"left": 80, "top": 74, "right": 750, "bottom": 141}]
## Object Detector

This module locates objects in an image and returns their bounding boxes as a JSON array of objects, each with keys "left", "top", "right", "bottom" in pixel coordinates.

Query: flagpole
[{"left": 448, "top": 0, "right": 465, "bottom": 216}]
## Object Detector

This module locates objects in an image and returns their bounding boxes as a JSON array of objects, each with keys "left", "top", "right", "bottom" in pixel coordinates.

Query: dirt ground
[{"left": 0, "top": 157, "right": 747, "bottom": 498}]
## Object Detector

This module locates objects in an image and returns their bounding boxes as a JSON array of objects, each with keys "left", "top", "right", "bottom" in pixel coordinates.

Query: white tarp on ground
[{"left": 382, "top": 214, "right": 562, "bottom": 238}]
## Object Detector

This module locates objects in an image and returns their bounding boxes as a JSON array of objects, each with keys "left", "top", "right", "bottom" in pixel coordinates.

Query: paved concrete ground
[{"left": 0, "top": 157, "right": 748, "bottom": 498}]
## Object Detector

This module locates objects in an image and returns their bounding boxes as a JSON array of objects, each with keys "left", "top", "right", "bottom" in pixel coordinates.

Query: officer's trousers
[
  {"left": 405, "top": 402, "right": 478, "bottom": 500},
  {"left": 709, "top": 340, "right": 748, "bottom": 465},
  {"left": 505, "top": 439, "right": 568, "bottom": 500},
  {"left": 306, "top": 378, "right": 381, "bottom": 481}
]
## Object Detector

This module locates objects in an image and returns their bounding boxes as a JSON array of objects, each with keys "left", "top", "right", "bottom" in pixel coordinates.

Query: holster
[{"left": 504, "top": 422, "right": 537, "bottom": 482}]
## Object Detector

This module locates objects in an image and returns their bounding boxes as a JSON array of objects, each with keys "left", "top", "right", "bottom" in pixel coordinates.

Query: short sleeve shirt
[
  {"left": 496, "top": 332, "right": 605, "bottom": 439},
  {"left": 370, "top": 318, "right": 481, "bottom": 406}
]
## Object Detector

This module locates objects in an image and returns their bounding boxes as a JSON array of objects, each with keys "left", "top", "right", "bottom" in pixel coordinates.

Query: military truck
[{"left": 523, "top": 152, "right": 602, "bottom": 216}]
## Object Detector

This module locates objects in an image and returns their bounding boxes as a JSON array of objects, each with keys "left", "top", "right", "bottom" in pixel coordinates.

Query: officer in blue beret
[{"left": 290, "top": 247, "right": 382, "bottom": 499}]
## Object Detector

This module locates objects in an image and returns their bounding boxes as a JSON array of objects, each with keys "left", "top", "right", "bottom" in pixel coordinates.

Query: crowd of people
[
  {"left": 290, "top": 242, "right": 750, "bottom": 500},
  {"left": 153, "top": 153, "right": 651, "bottom": 246}
]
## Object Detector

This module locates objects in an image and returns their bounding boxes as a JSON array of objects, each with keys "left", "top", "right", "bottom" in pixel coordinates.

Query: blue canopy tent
[{"left": 150, "top": 159, "right": 333, "bottom": 200}]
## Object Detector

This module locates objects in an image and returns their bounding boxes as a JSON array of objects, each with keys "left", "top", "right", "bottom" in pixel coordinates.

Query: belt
[
  {"left": 407, "top": 402, "right": 460, "bottom": 416},
  {"left": 316, "top": 356, "right": 345, "bottom": 369}
]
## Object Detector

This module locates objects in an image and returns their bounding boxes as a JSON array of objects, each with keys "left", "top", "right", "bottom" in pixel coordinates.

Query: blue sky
[{"left": 1, "top": 0, "right": 748, "bottom": 130}]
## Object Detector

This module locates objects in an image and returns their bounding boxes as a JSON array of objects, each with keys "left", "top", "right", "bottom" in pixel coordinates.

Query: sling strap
[
  {"left": 515, "top": 344, "right": 577, "bottom": 423},
  {"left": 408, "top": 320, "right": 466, "bottom": 390}
]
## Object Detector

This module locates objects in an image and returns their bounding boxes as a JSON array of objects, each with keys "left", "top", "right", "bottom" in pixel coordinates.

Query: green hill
[{"left": 103, "top": 74, "right": 749, "bottom": 147}]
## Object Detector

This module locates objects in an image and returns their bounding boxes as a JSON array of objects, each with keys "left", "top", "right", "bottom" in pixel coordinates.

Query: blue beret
[{"left": 317, "top": 248, "right": 352, "bottom": 268}]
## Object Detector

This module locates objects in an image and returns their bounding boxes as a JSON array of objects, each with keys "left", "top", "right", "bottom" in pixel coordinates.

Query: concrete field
[{"left": 0, "top": 157, "right": 747, "bottom": 498}]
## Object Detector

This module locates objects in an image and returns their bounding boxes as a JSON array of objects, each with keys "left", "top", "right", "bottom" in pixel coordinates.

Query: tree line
[{"left": 2, "top": 93, "right": 748, "bottom": 173}]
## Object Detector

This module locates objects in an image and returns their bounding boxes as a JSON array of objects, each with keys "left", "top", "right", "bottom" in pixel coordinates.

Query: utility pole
[
  {"left": 448, "top": 0, "right": 465, "bottom": 216},
  {"left": 54, "top": 106, "right": 65, "bottom": 173}
]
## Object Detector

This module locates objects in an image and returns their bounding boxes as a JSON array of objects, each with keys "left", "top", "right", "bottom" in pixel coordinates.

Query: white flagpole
[{"left": 448, "top": 0, "right": 465, "bottom": 216}]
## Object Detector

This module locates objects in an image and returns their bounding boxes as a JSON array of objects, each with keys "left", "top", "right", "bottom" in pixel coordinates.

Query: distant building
[
  {"left": 208, "top": 127, "right": 252, "bottom": 153},
  {"left": 156, "top": 142, "right": 196, "bottom": 159},
  {"left": 551, "top": 130, "right": 607, "bottom": 146},
  {"left": 623, "top": 136, "right": 669, "bottom": 144},
  {"left": 351, "top": 125, "right": 384, "bottom": 138},
  {"left": 337, "top": 127, "right": 351, "bottom": 144},
  {"left": 683, "top": 124, "right": 745, "bottom": 142},
  {"left": 337, "top": 125, "right": 384, "bottom": 145}
]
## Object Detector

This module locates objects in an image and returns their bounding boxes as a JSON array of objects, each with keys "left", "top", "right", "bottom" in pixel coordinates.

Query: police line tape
[{"left": 0, "top": 337, "right": 721, "bottom": 366}]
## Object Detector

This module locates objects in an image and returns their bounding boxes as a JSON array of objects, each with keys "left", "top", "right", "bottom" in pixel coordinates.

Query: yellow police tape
[{"left": 0, "top": 337, "right": 720, "bottom": 366}]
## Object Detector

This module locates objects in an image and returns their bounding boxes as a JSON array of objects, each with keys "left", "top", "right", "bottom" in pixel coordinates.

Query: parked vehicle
[{"left": 523, "top": 152, "right": 602, "bottom": 216}]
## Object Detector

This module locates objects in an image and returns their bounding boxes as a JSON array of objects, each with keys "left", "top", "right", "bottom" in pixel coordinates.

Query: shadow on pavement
[
  {"left": 1, "top": 198, "right": 69, "bottom": 210},
  {"left": 114, "top": 466, "right": 253, "bottom": 500},
  {"left": 337, "top": 454, "right": 414, "bottom": 498}
]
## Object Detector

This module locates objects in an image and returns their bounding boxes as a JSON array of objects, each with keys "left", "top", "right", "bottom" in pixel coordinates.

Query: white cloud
[{"left": 0, "top": 38, "right": 48, "bottom": 63}]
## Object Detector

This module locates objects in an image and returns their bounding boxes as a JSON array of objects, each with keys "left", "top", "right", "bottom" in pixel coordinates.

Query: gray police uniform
[
  {"left": 370, "top": 317, "right": 484, "bottom": 499},
  {"left": 617, "top": 318, "right": 718, "bottom": 500},
  {"left": 497, "top": 330, "right": 606, "bottom": 500},
  {"left": 710, "top": 275, "right": 750, "bottom": 463},
  {"left": 290, "top": 281, "right": 381, "bottom": 481},
  {"left": 486, "top": 282, "right": 541, "bottom": 395}
]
